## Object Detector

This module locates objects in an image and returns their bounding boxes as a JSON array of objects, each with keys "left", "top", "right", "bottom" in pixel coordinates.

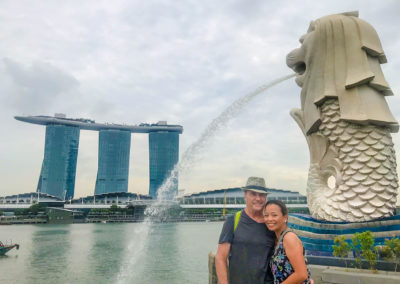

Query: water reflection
[
  {"left": 122, "top": 222, "right": 221, "bottom": 284},
  {"left": 64, "top": 224, "right": 93, "bottom": 282},
  {"left": 175, "top": 222, "right": 221, "bottom": 283},
  {"left": 28, "top": 225, "right": 71, "bottom": 283},
  {"left": 88, "top": 223, "right": 129, "bottom": 283},
  {"left": 0, "top": 222, "right": 223, "bottom": 283},
  {"left": 134, "top": 223, "right": 180, "bottom": 283}
]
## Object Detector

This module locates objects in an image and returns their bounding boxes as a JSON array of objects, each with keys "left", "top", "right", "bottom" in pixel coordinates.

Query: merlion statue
[{"left": 286, "top": 11, "right": 399, "bottom": 222}]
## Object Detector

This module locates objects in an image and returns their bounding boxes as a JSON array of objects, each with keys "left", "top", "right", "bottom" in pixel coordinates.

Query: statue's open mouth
[
  {"left": 293, "top": 62, "right": 306, "bottom": 75},
  {"left": 291, "top": 61, "right": 306, "bottom": 87},
  {"left": 286, "top": 49, "right": 307, "bottom": 87}
]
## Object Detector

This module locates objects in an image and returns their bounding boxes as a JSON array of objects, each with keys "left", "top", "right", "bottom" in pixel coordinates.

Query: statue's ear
[
  {"left": 340, "top": 11, "right": 359, "bottom": 17},
  {"left": 307, "top": 21, "right": 315, "bottom": 33}
]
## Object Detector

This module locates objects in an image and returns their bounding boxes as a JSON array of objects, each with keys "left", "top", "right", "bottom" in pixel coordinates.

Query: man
[{"left": 215, "top": 177, "right": 275, "bottom": 284}]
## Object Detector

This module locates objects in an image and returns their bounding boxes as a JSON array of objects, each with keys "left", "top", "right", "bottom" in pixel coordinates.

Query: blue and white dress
[{"left": 270, "top": 229, "right": 311, "bottom": 284}]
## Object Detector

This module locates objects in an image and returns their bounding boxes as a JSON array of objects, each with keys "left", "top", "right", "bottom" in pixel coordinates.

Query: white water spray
[
  {"left": 116, "top": 74, "right": 294, "bottom": 282},
  {"left": 153, "top": 73, "right": 295, "bottom": 203}
]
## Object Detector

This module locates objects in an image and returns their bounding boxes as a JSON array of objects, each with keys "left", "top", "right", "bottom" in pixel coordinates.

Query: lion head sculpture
[
  {"left": 287, "top": 11, "right": 398, "bottom": 136},
  {"left": 286, "top": 12, "right": 399, "bottom": 222}
]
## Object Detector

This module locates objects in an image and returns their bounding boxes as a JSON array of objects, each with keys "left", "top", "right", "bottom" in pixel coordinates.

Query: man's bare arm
[{"left": 215, "top": 242, "right": 230, "bottom": 284}]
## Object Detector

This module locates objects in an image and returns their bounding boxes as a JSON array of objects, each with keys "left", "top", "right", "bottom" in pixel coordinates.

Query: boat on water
[{"left": 0, "top": 241, "right": 20, "bottom": 256}]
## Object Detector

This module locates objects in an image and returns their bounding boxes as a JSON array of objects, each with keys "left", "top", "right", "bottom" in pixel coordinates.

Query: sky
[{"left": 0, "top": 0, "right": 400, "bottom": 201}]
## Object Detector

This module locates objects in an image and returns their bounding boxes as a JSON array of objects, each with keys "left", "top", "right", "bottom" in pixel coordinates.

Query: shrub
[
  {"left": 349, "top": 231, "right": 377, "bottom": 270},
  {"left": 29, "top": 203, "right": 46, "bottom": 215},
  {"left": 382, "top": 236, "right": 400, "bottom": 272},
  {"left": 333, "top": 236, "right": 351, "bottom": 268},
  {"left": 351, "top": 233, "right": 363, "bottom": 269},
  {"left": 110, "top": 204, "right": 119, "bottom": 212},
  {"left": 359, "top": 231, "right": 377, "bottom": 270},
  {"left": 334, "top": 232, "right": 400, "bottom": 271}
]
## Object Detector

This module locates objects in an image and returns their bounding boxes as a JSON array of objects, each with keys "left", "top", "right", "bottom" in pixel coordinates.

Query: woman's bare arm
[{"left": 281, "top": 232, "right": 309, "bottom": 284}]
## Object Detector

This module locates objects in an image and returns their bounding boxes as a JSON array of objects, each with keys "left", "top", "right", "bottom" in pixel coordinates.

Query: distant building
[
  {"left": 68, "top": 192, "right": 152, "bottom": 206},
  {"left": 178, "top": 187, "right": 307, "bottom": 207},
  {"left": 0, "top": 192, "right": 65, "bottom": 210},
  {"left": 95, "top": 130, "right": 131, "bottom": 194},
  {"left": 47, "top": 207, "right": 74, "bottom": 224},
  {"left": 149, "top": 132, "right": 179, "bottom": 198},
  {"left": 15, "top": 115, "right": 183, "bottom": 200},
  {"left": 0, "top": 191, "right": 155, "bottom": 212},
  {"left": 37, "top": 125, "right": 80, "bottom": 200}
]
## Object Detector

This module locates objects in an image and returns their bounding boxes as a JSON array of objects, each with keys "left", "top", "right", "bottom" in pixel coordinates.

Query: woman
[{"left": 264, "top": 200, "right": 310, "bottom": 284}]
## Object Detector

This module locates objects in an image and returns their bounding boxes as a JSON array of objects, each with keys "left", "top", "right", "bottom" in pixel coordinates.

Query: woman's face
[{"left": 263, "top": 204, "right": 288, "bottom": 232}]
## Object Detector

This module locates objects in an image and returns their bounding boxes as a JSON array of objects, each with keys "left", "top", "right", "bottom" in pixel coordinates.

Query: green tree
[
  {"left": 333, "top": 236, "right": 351, "bottom": 268},
  {"left": 351, "top": 231, "right": 377, "bottom": 270},
  {"left": 382, "top": 237, "right": 400, "bottom": 272},
  {"left": 14, "top": 209, "right": 25, "bottom": 216},
  {"left": 166, "top": 205, "right": 183, "bottom": 218},
  {"left": 359, "top": 231, "right": 377, "bottom": 270},
  {"left": 351, "top": 233, "right": 363, "bottom": 269},
  {"left": 126, "top": 204, "right": 135, "bottom": 215},
  {"left": 110, "top": 204, "right": 119, "bottom": 211},
  {"left": 29, "top": 203, "right": 46, "bottom": 215}
]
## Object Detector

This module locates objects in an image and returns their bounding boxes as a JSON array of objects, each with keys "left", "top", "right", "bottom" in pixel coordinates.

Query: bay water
[
  {"left": 0, "top": 222, "right": 222, "bottom": 284},
  {"left": 0, "top": 74, "right": 295, "bottom": 284}
]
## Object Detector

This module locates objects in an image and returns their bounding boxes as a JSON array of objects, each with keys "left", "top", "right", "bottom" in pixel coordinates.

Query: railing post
[{"left": 208, "top": 252, "right": 218, "bottom": 284}]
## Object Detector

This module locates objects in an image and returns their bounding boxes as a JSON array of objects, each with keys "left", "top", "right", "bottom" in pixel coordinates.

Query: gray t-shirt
[{"left": 219, "top": 210, "right": 275, "bottom": 284}]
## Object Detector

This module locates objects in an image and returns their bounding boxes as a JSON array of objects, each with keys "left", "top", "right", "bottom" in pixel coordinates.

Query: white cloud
[
  {"left": 2, "top": 59, "right": 79, "bottom": 113},
  {"left": 0, "top": 0, "right": 399, "bottom": 207}
]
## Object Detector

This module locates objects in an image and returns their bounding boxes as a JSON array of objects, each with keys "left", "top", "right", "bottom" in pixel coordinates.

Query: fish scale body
[{"left": 308, "top": 99, "right": 398, "bottom": 222}]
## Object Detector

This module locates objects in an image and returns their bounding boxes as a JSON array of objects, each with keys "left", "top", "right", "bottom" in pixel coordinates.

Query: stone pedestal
[
  {"left": 289, "top": 213, "right": 400, "bottom": 257},
  {"left": 309, "top": 265, "right": 400, "bottom": 284}
]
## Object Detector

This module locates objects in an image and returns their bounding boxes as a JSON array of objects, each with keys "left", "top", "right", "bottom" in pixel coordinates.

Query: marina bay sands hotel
[{"left": 14, "top": 114, "right": 183, "bottom": 201}]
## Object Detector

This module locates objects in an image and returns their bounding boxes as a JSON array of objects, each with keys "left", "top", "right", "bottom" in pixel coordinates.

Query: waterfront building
[
  {"left": 173, "top": 187, "right": 308, "bottom": 221},
  {"left": 15, "top": 115, "right": 183, "bottom": 200},
  {"left": 47, "top": 208, "right": 74, "bottom": 224},
  {"left": 68, "top": 192, "right": 152, "bottom": 206},
  {"left": 0, "top": 192, "right": 65, "bottom": 210},
  {"left": 37, "top": 125, "right": 80, "bottom": 200},
  {"left": 95, "top": 130, "right": 131, "bottom": 194},
  {"left": 178, "top": 187, "right": 307, "bottom": 207},
  {"left": 149, "top": 131, "right": 179, "bottom": 198}
]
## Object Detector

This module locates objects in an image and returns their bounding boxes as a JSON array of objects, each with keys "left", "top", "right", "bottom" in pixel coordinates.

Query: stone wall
[{"left": 309, "top": 265, "right": 400, "bottom": 284}]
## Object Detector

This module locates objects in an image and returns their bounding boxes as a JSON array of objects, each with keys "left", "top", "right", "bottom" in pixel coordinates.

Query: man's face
[{"left": 244, "top": 190, "right": 267, "bottom": 213}]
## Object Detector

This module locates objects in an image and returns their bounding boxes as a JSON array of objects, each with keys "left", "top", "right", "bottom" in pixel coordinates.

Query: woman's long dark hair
[{"left": 265, "top": 199, "right": 288, "bottom": 216}]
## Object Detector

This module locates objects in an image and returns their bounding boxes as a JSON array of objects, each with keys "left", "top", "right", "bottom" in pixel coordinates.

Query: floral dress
[{"left": 270, "top": 230, "right": 310, "bottom": 284}]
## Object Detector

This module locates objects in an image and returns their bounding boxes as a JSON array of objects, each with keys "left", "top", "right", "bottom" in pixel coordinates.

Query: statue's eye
[{"left": 299, "top": 34, "right": 306, "bottom": 44}]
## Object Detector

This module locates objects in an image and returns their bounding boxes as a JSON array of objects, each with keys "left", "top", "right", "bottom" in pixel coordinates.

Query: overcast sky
[{"left": 1, "top": 0, "right": 399, "bottom": 201}]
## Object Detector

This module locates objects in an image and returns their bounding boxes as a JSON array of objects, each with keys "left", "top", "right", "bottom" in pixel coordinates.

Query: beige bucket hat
[{"left": 241, "top": 177, "right": 268, "bottom": 194}]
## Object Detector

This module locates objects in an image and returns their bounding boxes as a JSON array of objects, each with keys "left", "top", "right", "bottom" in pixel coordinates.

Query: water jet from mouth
[{"left": 116, "top": 73, "right": 295, "bottom": 283}]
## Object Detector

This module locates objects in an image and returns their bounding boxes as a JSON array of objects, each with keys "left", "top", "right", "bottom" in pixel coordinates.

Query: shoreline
[{"left": 0, "top": 217, "right": 226, "bottom": 225}]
